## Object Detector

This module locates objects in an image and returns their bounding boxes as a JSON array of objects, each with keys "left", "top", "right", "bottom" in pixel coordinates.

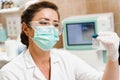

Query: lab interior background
[{"left": 0, "top": 0, "right": 120, "bottom": 48}]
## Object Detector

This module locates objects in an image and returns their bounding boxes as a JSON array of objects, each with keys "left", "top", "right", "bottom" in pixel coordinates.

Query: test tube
[{"left": 92, "top": 34, "right": 99, "bottom": 48}]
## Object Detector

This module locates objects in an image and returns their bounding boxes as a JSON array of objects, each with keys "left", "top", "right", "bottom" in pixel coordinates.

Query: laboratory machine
[{"left": 62, "top": 12, "right": 114, "bottom": 71}]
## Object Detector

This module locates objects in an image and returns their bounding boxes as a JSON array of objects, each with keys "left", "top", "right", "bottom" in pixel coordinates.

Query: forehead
[{"left": 32, "top": 8, "right": 59, "bottom": 22}]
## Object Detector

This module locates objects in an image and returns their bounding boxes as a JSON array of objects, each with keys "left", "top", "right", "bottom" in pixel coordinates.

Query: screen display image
[{"left": 66, "top": 22, "right": 95, "bottom": 46}]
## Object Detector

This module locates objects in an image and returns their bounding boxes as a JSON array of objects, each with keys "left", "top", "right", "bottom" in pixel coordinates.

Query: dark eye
[
  {"left": 54, "top": 24, "right": 59, "bottom": 27},
  {"left": 39, "top": 21, "right": 49, "bottom": 25}
]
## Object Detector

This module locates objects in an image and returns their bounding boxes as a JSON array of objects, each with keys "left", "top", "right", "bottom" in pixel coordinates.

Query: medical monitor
[
  {"left": 62, "top": 17, "right": 97, "bottom": 50},
  {"left": 62, "top": 13, "right": 114, "bottom": 50}
]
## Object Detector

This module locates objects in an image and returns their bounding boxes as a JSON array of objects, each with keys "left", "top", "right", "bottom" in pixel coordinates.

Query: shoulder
[
  {"left": 51, "top": 48, "right": 84, "bottom": 63},
  {"left": 0, "top": 70, "right": 18, "bottom": 80},
  {"left": 0, "top": 51, "right": 26, "bottom": 80},
  {"left": 1, "top": 50, "right": 26, "bottom": 74}
]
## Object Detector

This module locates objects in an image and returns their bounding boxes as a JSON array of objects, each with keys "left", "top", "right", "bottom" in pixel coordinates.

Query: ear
[{"left": 22, "top": 22, "right": 30, "bottom": 36}]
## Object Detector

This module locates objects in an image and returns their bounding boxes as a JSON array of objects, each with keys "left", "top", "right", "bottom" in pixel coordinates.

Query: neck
[
  {"left": 28, "top": 39, "right": 51, "bottom": 80},
  {"left": 29, "top": 42, "right": 50, "bottom": 65}
]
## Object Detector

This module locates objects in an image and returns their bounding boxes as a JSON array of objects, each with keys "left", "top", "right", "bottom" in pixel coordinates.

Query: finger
[
  {"left": 98, "top": 32, "right": 116, "bottom": 36},
  {"left": 97, "top": 36, "right": 113, "bottom": 41}
]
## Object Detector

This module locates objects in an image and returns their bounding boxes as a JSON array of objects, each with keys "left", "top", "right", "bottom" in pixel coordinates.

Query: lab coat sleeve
[
  {"left": 0, "top": 70, "right": 18, "bottom": 80},
  {"left": 73, "top": 56, "right": 103, "bottom": 80}
]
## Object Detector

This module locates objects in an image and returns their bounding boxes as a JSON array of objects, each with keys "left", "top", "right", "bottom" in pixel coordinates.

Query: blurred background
[{"left": 0, "top": 0, "right": 120, "bottom": 48}]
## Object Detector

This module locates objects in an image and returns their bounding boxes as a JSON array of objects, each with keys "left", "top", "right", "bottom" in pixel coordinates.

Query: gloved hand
[{"left": 97, "top": 32, "right": 120, "bottom": 61}]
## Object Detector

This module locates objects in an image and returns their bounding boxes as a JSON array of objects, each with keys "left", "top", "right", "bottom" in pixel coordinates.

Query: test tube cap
[{"left": 92, "top": 34, "right": 98, "bottom": 38}]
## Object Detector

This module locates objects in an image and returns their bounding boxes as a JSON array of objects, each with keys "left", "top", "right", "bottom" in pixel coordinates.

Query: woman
[{"left": 0, "top": 1, "right": 119, "bottom": 80}]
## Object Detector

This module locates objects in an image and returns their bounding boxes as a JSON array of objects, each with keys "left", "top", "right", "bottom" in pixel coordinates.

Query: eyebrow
[{"left": 38, "top": 18, "right": 59, "bottom": 22}]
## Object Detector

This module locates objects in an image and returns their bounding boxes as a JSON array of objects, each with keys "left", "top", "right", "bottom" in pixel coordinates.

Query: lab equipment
[
  {"left": 6, "top": 16, "right": 21, "bottom": 39},
  {"left": 62, "top": 17, "right": 97, "bottom": 50},
  {"left": 62, "top": 13, "right": 114, "bottom": 69},
  {"left": 92, "top": 34, "right": 99, "bottom": 48},
  {"left": 5, "top": 39, "right": 18, "bottom": 60},
  {"left": 62, "top": 13, "right": 114, "bottom": 50},
  {"left": 0, "top": 23, "right": 7, "bottom": 42}
]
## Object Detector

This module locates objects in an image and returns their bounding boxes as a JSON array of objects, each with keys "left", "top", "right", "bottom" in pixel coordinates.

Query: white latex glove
[{"left": 97, "top": 32, "right": 120, "bottom": 61}]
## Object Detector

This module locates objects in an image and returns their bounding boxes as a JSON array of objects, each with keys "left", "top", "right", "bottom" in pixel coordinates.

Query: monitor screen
[
  {"left": 62, "top": 17, "right": 97, "bottom": 50},
  {"left": 66, "top": 22, "right": 95, "bottom": 46}
]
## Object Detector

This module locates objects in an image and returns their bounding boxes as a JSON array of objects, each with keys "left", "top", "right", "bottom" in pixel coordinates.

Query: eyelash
[
  {"left": 39, "top": 21, "right": 59, "bottom": 27},
  {"left": 39, "top": 21, "right": 49, "bottom": 25}
]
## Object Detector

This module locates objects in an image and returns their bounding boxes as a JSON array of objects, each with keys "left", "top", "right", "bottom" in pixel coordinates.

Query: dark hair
[{"left": 20, "top": 1, "right": 60, "bottom": 48}]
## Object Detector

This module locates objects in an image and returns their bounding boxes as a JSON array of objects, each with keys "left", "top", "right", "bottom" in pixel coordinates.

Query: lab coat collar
[
  {"left": 24, "top": 49, "right": 61, "bottom": 80},
  {"left": 24, "top": 49, "right": 60, "bottom": 69},
  {"left": 24, "top": 49, "right": 36, "bottom": 69},
  {"left": 50, "top": 49, "right": 60, "bottom": 64}
]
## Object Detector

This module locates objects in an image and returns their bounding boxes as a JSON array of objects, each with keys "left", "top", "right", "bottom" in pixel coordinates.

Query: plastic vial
[{"left": 92, "top": 34, "right": 99, "bottom": 48}]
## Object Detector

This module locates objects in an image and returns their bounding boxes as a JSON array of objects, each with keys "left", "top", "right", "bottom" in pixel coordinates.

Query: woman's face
[{"left": 28, "top": 8, "right": 59, "bottom": 37}]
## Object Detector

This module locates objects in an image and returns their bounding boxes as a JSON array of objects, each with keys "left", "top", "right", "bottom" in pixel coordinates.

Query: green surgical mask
[{"left": 32, "top": 26, "right": 59, "bottom": 51}]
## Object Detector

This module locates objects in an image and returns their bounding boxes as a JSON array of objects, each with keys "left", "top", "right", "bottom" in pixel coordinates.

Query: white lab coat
[{"left": 0, "top": 48, "right": 103, "bottom": 80}]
